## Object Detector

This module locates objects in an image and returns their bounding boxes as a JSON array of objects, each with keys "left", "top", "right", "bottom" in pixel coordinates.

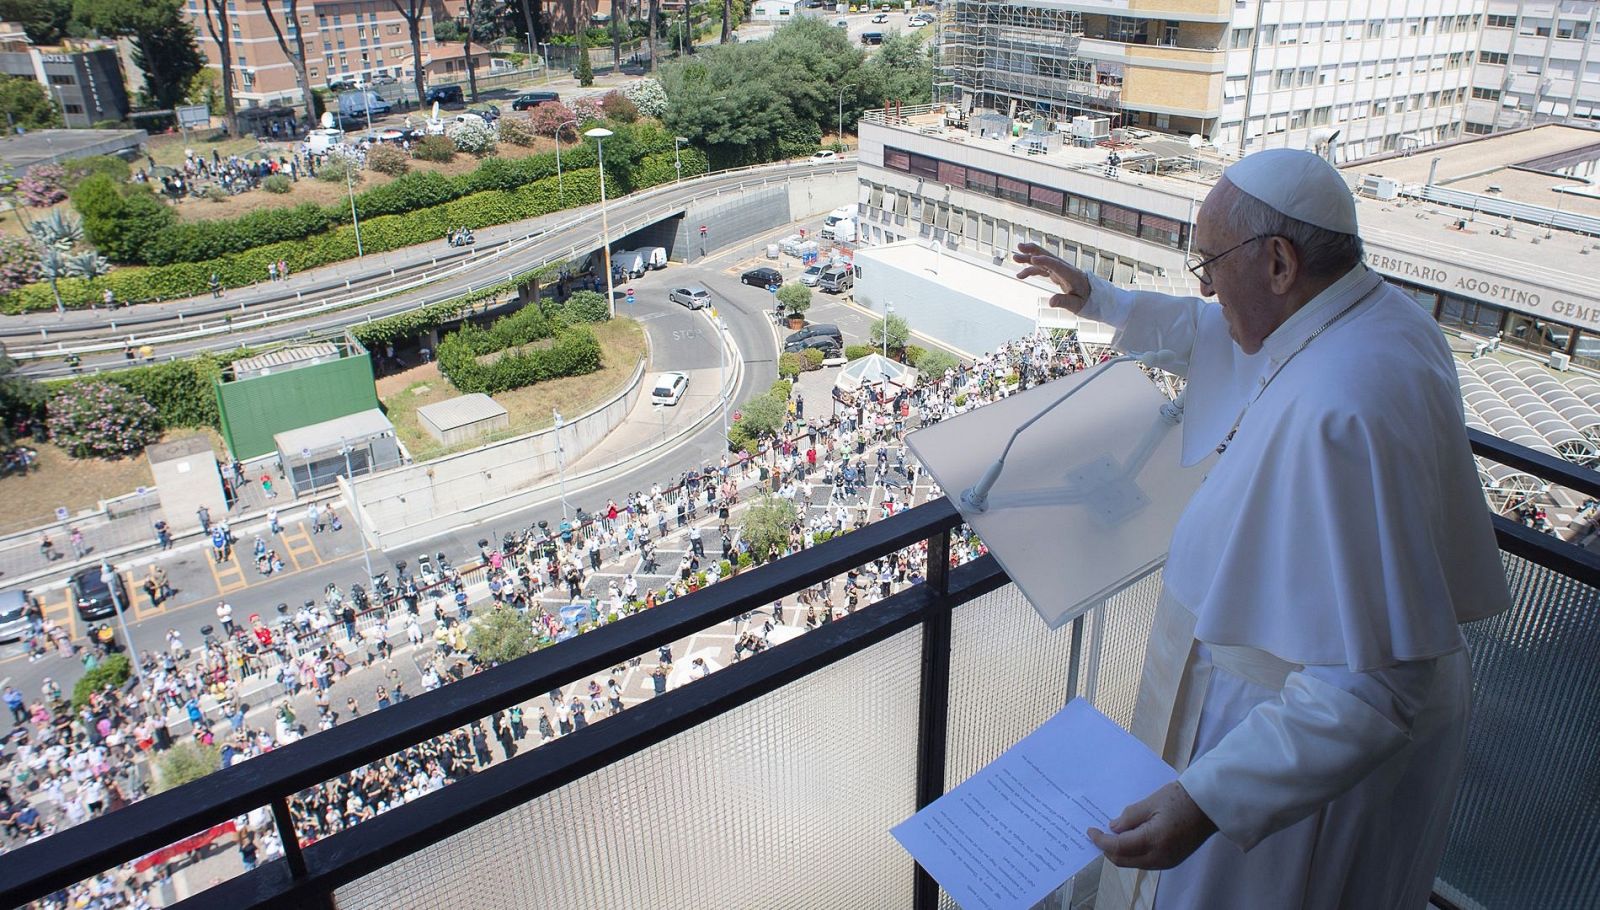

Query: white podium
[{"left": 907, "top": 361, "right": 1213, "bottom": 628}]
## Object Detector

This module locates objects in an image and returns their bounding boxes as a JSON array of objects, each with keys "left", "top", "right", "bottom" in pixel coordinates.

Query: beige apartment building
[{"left": 183, "top": 0, "right": 476, "bottom": 110}]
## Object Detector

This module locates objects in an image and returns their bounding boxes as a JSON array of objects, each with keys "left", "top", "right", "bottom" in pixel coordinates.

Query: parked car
[
  {"left": 0, "top": 589, "right": 30, "bottom": 643},
  {"left": 831, "top": 17, "right": 848, "bottom": 27},
  {"left": 741, "top": 266, "right": 783, "bottom": 288},
  {"left": 338, "top": 90, "right": 392, "bottom": 119},
  {"left": 871, "top": 12, "right": 889, "bottom": 22},
  {"left": 467, "top": 104, "right": 501, "bottom": 122},
  {"left": 424, "top": 84, "right": 464, "bottom": 106},
  {"left": 810, "top": 149, "right": 838, "bottom": 162},
  {"left": 800, "top": 264, "right": 825, "bottom": 286},
  {"left": 71, "top": 567, "right": 128, "bottom": 622},
  {"left": 327, "top": 78, "right": 360, "bottom": 92},
  {"left": 786, "top": 334, "right": 842, "bottom": 357},
  {"left": 861, "top": 31, "right": 885, "bottom": 45},
  {"left": 669, "top": 285, "right": 711, "bottom": 309},
  {"left": 371, "top": 74, "right": 398, "bottom": 85},
  {"left": 651, "top": 371, "right": 690, "bottom": 406},
  {"left": 785, "top": 323, "right": 843, "bottom": 352},
  {"left": 818, "top": 265, "right": 853, "bottom": 294},
  {"left": 512, "top": 91, "right": 561, "bottom": 110}
]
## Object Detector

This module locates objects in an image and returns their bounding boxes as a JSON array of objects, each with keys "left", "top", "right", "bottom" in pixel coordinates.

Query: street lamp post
[
  {"left": 101, "top": 562, "right": 142, "bottom": 682},
  {"left": 553, "top": 117, "right": 578, "bottom": 202},
  {"left": 837, "top": 86, "right": 847, "bottom": 150},
  {"left": 538, "top": 42, "right": 552, "bottom": 85},
  {"left": 717, "top": 314, "right": 729, "bottom": 443},
  {"left": 340, "top": 437, "right": 376, "bottom": 583},
  {"left": 552, "top": 408, "right": 571, "bottom": 518},
  {"left": 883, "top": 301, "right": 894, "bottom": 358},
  {"left": 345, "top": 161, "right": 365, "bottom": 258},
  {"left": 586, "top": 126, "right": 617, "bottom": 319},
  {"left": 674, "top": 135, "right": 689, "bottom": 183}
]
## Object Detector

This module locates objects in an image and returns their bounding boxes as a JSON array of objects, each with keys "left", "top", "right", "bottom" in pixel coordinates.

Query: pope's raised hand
[{"left": 1012, "top": 242, "right": 1092, "bottom": 315}]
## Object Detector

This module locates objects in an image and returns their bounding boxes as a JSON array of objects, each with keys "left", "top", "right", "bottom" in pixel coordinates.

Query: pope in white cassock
[{"left": 1014, "top": 148, "right": 1512, "bottom": 909}]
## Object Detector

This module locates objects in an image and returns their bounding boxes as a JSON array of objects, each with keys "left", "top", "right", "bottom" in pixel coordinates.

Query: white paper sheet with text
[{"left": 892, "top": 699, "right": 1177, "bottom": 910}]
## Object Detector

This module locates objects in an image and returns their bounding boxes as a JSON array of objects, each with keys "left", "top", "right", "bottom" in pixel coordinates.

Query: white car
[
  {"left": 810, "top": 149, "right": 838, "bottom": 162},
  {"left": 651, "top": 371, "right": 689, "bottom": 406},
  {"left": 871, "top": 12, "right": 889, "bottom": 22}
]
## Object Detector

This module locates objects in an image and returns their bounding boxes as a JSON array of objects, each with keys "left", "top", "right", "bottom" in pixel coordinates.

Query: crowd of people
[
  {"left": 132, "top": 148, "right": 304, "bottom": 202},
  {"left": 0, "top": 328, "right": 1094, "bottom": 907}
]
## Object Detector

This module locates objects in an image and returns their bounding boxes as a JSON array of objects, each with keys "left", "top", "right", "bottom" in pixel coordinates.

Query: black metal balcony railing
[{"left": 2, "top": 433, "right": 1598, "bottom": 910}]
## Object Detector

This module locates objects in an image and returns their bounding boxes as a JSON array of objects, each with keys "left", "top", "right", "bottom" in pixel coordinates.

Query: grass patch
[
  {"left": 0, "top": 428, "right": 225, "bottom": 536},
  {"left": 383, "top": 317, "right": 647, "bottom": 461}
]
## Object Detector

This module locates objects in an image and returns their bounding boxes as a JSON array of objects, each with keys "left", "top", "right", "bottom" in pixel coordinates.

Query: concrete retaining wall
[
  {"left": 674, "top": 169, "right": 859, "bottom": 262},
  {"left": 352, "top": 358, "right": 647, "bottom": 548}
]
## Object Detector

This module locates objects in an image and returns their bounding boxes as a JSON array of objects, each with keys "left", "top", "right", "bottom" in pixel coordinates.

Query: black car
[
  {"left": 71, "top": 567, "right": 129, "bottom": 621},
  {"left": 424, "top": 84, "right": 464, "bottom": 106},
  {"left": 785, "top": 334, "right": 841, "bottom": 356},
  {"left": 785, "top": 323, "right": 843, "bottom": 350},
  {"left": 512, "top": 91, "right": 561, "bottom": 110},
  {"left": 741, "top": 266, "right": 783, "bottom": 288}
]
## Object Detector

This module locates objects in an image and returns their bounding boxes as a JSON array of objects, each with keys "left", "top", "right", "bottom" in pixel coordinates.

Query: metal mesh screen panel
[
  {"left": 333, "top": 626, "right": 923, "bottom": 910},
  {"left": 938, "top": 575, "right": 1161, "bottom": 910},
  {"left": 1435, "top": 551, "right": 1600, "bottom": 910}
]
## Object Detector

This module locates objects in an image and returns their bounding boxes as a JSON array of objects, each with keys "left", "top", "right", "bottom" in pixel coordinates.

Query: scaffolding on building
[{"left": 935, "top": 0, "right": 1122, "bottom": 128}]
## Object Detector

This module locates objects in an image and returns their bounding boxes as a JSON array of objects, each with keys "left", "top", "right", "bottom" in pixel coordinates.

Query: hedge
[
  {"left": 1, "top": 170, "right": 603, "bottom": 313},
  {"left": 348, "top": 258, "right": 575, "bottom": 347},
  {"left": 43, "top": 352, "right": 240, "bottom": 431},
  {"left": 436, "top": 305, "right": 603, "bottom": 395}
]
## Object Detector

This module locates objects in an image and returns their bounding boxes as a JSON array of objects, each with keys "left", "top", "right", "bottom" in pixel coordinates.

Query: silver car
[
  {"left": 0, "top": 589, "right": 31, "bottom": 643},
  {"left": 669, "top": 285, "right": 711, "bottom": 309},
  {"left": 800, "top": 265, "right": 824, "bottom": 287}
]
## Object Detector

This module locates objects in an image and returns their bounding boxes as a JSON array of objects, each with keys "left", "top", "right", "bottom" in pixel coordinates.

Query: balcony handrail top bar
[
  {"left": 0, "top": 499, "right": 965, "bottom": 909},
  {"left": 1468, "top": 427, "right": 1600, "bottom": 499},
  {"left": 182, "top": 555, "right": 1013, "bottom": 910}
]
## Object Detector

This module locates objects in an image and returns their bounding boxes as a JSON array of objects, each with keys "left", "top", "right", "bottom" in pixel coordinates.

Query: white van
[
  {"left": 640, "top": 246, "right": 668, "bottom": 270},
  {"left": 611, "top": 249, "right": 648, "bottom": 278},
  {"left": 651, "top": 371, "right": 689, "bottom": 406},
  {"left": 820, "top": 204, "right": 859, "bottom": 239}
]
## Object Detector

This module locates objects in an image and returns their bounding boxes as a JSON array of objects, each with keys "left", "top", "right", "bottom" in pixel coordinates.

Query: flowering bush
[
  {"left": 47, "top": 380, "right": 162, "bottom": 459},
  {"left": 571, "top": 96, "right": 604, "bottom": 124},
  {"left": 19, "top": 164, "right": 67, "bottom": 207},
  {"left": 365, "top": 143, "right": 410, "bottom": 175},
  {"left": 621, "top": 78, "right": 668, "bottom": 118},
  {"left": 447, "top": 120, "right": 497, "bottom": 155},
  {"left": 0, "top": 236, "right": 39, "bottom": 293},
  {"left": 496, "top": 116, "right": 536, "bottom": 147},
  {"left": 526, "top": 102, "right": 577, "bottom": 141}
]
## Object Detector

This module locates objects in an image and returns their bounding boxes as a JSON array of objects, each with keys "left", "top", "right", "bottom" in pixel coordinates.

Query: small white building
[
  {"left": 752, "top": 0, "right": 798, "bottom": 22},
  {"left": 851, "top": 239, "right": 1114, "bottom": 359}
]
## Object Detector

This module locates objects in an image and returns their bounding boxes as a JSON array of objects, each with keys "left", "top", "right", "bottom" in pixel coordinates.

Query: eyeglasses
[{"left": 1185, "top": 234, "right": 1274, "bottom": 285}]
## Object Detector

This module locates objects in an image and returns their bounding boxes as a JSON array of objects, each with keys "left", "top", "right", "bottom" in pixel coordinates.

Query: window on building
[
  {"left": 1289, "top": 109, "right": 1307, "bottom": 129},
  {"left": 1161, "top": 22, "right": 1178, "bottom": 46},
  {"left": 46, "top": 74, "right": 75, "bottom": 85},
  {"left": 63, "top": 103, "right": 83, "bottom": 114},
  {"left": 310, "top": 66, "right": 319, "bottom": 76},
  {"left": 1479, "top": 50, "right": 1508, "bottom": 65},
  {"left": 996, "top": 175, "right": 1029, "bottom": 204},
  {"left": 907, "top": 153, "right": 939, "bottom": 179},
  {"left": 936, "top": 161, "right": 965, "bottom": 186},
  {"left": 1099, "top": 203, "right": 1139, "bottom": 236},
  {"left": 237, "top": 54, "right": 247, "bottom": 67},
  {"left": 1312, "top": 105, "right": 1332, "bottom": 125},
  {"left": 1273, "top": 69, "right": 1292, "bottom": 89},
  {"left": 884, "top": 148, "right": 911, "bottom": 171},
  {"left": 1229, "top": 27, "right": 1252, "bottom": 49},
  {"left": 1065, "top": 194, "right": 1098, "bottom": 223},
  {"left": 965, "top": 168, "right": 996, "bottom": 194},
  {"left": 1028, "top": 185, "right": 1064, "bottom": 214},
  {"left": 1260, "top": 24, "right": 1275, "bottom": 44},
  {"left": 1364, "top": 20, "right": 1382, "bottom": 39},
  {"left": 1138, "top": 214, "right": 1182, "bottom": 248},
  {"left": 1472, "top": 87, "right": 1502, "bottom": 101},
  {"left": 1438, "top": 296, "right": 1504, "bottom": 336},
  {"left": 1296, "top": 66, "right": 1315, "bottom": 86}
]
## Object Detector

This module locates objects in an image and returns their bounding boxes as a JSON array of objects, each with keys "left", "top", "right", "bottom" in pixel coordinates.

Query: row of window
[
  {"left": 1402, "top": 278, "right": 1600, "bottom": 368},
  {"left": 1240, "top": 14, "right": 1479, "bottom": 48},
  {"left": 880, "top": 147, "right": 1189, "bottom": 250},
  {"left": 1485, "top": 14, "right": 1597, "bottom": 40}
]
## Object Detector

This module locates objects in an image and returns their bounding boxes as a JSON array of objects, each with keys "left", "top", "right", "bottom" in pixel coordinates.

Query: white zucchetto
[{"left": 1223, "top": 148, "right": 1360, "bottom": 236}]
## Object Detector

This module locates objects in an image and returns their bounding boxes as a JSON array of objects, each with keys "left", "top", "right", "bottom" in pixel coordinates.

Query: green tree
[
  {"left": 740, "top": 494, "right": 797, "bottom": 562},
  {"left": 0, "top": 349, "right": 43, "bottom": 452},
  {"left": 27, "top": 209, "right": 86, "bottom": 313},
  {"left": 914, "top": 347, "right": 959, "bottom": 380},
  {"left": 69, "top": 175, "right": 175, "bottom": 265},
  {"left": 75, "top": 0, "right": 203, "bottom": 111},
  {"left": 861, "top": 29, "right": 932, "bottom": 107},
  {"left": 776, "top": 282, "right": 811, "bottom": 317},
  {"left": 153, "top": 740, "right": 221, "bottom": 792},
  {"left": 575, "top": 31, "right": 594, "bottom": 86},
  {"left": 0, "top": 75, "right": 62, "bottom": 131},
  {"left": 467, "top": 604, "right": 540, "bottom": 664},
  {"left": 0, "top": 0, "right": 77, "bottom": 44},
  {"left": 870, "top": 312, "right": 910, "bottom": 354},
  {"left": 735, "top": 383, "right": 786, "bottom": 438}
]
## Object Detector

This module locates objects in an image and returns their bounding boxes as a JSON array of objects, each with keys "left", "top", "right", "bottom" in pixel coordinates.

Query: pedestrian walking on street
[
  {"left": 154, "top": 519, "right": 172, "bottom": 550},
  {"left": 69, "top": 527, "right": 86, "bottom": 559},
  {"left": 197, "top": 505, "right": 211, "bottom": 534},
  {"left": 261, "top": 475, "right": 277, "bottom": 499},
  {"left": 308, "top": 502, "right": 324, "bottom": 533},
  {"left": 38, "top": 532, "right": 55, "bottom": 563}
]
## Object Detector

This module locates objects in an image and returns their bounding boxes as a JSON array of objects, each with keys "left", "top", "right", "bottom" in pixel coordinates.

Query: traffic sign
[
  {"left": 626, "top": 287, "right": 634, "bottom": 296},
  {"left": 626, "top": 293, "right": 636, "bottom": 305},
  {"left": 699, "top": 224, "right": 708, "bottom": 237}
]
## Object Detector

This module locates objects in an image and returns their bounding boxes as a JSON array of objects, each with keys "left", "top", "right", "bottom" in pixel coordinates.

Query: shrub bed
[
  {"left": 436, "top": 305, "right": 603, "bottom": 395},
  {"left": 46, "top": 380, "right": 162, "bottom": 458}
]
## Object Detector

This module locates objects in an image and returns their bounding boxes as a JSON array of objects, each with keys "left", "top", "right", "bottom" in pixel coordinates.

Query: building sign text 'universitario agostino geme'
[{"left": 1365, "top": 247, "right": 1600, "bottom": 332}]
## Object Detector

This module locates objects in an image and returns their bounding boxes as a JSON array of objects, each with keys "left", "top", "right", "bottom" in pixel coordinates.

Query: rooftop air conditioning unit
[
  {"left": 1549, "top": 350, "right": 1571, "bottom": 371},
  {"left": 1358, "top": 175, "right": 1399, "bottom": 200},
  {"left": 1070, "top": 115, "right": 1110, "bottom": 141}
]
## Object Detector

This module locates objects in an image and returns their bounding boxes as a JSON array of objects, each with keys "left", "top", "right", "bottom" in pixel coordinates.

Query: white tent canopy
[{"left": 834, "top": 354, "right": 916, "bottom": 394}]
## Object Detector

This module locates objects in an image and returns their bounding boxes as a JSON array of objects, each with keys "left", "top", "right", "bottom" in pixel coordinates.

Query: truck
[
  {"left": 820, "top": 204, "right": 859, "bottom": 239},
  {"left": 823, "top": 217, "right": 858, "bottom": 244},
  {"left": 818, "top": 264, "right": 854, "bottom": 294}
]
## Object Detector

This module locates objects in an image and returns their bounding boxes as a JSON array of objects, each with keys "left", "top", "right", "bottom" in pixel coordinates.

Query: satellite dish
[
  {"left": 1187, "top": 134, "right": 1203, "bottom": 150},
  {"left": 431, "top": 101, "right": 440, "bottom": 120},
  {"left": 319, "top": 111, "right": 335, "bottom": 129}
]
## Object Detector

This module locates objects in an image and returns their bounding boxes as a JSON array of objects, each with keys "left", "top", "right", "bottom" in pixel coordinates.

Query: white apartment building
[
  {"left": 935, "top": 0, "right": 1481, "bottom": 164},
  {"left": 1466, "top": 1, "right": 1600, "bottom": 131}
]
